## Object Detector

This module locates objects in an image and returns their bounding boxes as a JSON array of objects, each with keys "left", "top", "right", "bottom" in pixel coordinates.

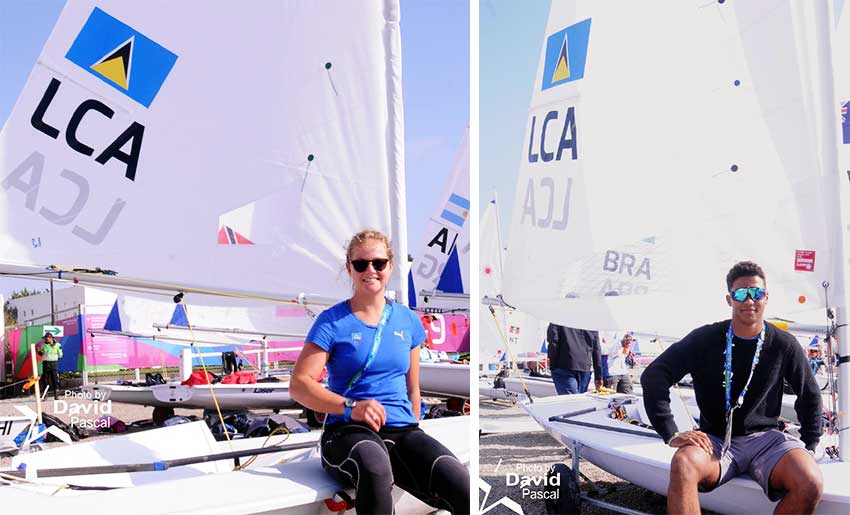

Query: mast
[
  {"left": 383, "top": 0, "right": 408, "bottom": 305},
  {"left": 810, "top": 0, "right": 850, "bottom": 460}
]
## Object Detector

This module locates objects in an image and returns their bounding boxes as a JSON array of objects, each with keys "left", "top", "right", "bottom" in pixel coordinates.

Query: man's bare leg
[
  {"left": 668, "top": 445, "right": 721, "bottom": 515},
  {"left": 770, "top": 449, "right": 823, "bottom": 515}
]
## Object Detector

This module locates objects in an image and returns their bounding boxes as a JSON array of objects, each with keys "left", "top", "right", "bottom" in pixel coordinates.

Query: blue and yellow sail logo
[
  {"left": 541, "top": 18, "right": 591, "bottom": 91},
  {"left": 65, "top": 8, "right": 178, "bottom": 108}
]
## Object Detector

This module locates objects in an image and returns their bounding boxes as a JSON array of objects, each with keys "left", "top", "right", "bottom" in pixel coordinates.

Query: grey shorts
[{"left": 699, "top": 429, "right": 804, "bottom": 501}]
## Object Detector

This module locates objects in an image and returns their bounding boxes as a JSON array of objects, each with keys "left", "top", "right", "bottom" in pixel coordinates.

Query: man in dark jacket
[
  {"left": 641, "top": 261, "right": 823, "bottom": 514},
  {"left": 547, "top": 323, "right": 603, "bottom": 394}
]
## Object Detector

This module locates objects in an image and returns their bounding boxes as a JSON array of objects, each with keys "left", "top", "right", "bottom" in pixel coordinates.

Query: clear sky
[
  {"left": 480, "top": 0, "right": 549, "bottom": 246},
  {"left": 0, "top": 0, "right": 469, "bottom": 298}
]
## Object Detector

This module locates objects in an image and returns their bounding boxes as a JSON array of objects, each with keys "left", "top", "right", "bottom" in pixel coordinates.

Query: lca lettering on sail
[
  {"left": 1, "top": 8, "right": 178, "bottom": 246},
  {"left": 518, "top": 18, "right": 591, "bottom": 232},
  {"left": 519, "top": 105, "right": 577, "bottom": 231},
  {"left": 2, "top": 73, "right": 139, "bottom": 246}
]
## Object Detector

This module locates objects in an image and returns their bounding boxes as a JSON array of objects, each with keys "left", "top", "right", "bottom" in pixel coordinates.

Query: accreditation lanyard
[
  {"left": 343, "top": 300, "right": 393, "bottom": 396},
  {"left": 318, "top": 300, "right": 393, "bottom": 458},
  {"left": 722, "top": 322, "right": 765, "bottom": 455}
]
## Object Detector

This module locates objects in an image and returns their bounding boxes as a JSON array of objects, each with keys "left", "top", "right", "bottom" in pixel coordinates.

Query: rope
[
  {"left": 487, "top": 305, "right": 534, "bottom": 403},
  {"left": 234, "top": 426, "right": 292, "bottom": 470},
  {"left": 179, "top": 300, "right": 233, "bottom": 452}
]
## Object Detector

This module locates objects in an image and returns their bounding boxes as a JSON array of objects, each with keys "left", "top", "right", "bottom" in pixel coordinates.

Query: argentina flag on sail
[{"left": 440, "top": 193, "right": 470, "bottom": 229}]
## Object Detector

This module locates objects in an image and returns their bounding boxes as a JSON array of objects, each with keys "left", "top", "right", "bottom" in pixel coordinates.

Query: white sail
[
  {"left": 479, "top": 195, "right": 504, "bottom": 298},
  {"left": 503, "top": 1, "right": 836, "bottom": 337},
  {"left": 0, "top": 0, "right": 407, "bottom": 303},
  {"left": 410, "top": 127, "right": 470, "bottom": 306}
]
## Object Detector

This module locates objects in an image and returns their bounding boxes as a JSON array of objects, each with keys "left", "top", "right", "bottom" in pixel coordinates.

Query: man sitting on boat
[
  {"left": 641, "top": 261, "right": 823, "bottom": 514},
  {"left": 546, "top": 323, "right": 603, "bottom": 395}
]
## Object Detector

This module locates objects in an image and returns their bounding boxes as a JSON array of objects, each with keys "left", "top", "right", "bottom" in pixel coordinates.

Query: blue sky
[
  {"left": 0, "top": 1, "right": 469, "bottom": 298},
  {"left": 480, "top": 0, "right": 549, "bottom": 245}
]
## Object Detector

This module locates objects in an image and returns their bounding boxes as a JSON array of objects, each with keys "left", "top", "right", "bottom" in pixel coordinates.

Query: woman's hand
[{"left": 351, "top": 399, "right": 387, "bottom": 431}]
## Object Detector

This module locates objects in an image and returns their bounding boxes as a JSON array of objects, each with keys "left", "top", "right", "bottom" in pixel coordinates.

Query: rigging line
[
  {"left": 48, "top": 266, "right": 340, "bottom": 307},
  {"left": 180, "top": 301, "right": 234, "bottom": 452},
  {"left": 487, "top": 304, "right": 533, "bottom": 403},
  {"left": 234, "top": 425, "right": 292, "bottom": 470}
]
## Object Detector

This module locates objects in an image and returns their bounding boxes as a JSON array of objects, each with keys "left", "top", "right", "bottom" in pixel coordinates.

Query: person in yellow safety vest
[{"left": 37, "top": 332, "right": 62, "bottom": 399}]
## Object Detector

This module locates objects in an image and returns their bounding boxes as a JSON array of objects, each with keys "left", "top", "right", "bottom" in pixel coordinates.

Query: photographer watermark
[
  {"left": 52, "top": 389, "right": 114, "bottom": 429},
  {"left": 479, "top": 459, "right": 561, "bottom": 513}
]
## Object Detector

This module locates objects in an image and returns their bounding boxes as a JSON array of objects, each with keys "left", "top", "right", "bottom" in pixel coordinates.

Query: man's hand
[
  {"left": 351, "top": 399, "right": 387, "bottom": 432},
  {"left": 669, "top": 430, "right": 714, "bottom": 456}
]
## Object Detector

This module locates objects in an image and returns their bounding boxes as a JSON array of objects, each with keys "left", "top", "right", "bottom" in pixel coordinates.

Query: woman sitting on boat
[{"left": 291, "top": 229, "right": 470, "bottom": 514}]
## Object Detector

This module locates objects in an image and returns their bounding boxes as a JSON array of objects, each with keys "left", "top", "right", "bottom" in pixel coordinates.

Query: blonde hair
[{"left": 346, "top": 229, "right": 394, "bottom": 262}]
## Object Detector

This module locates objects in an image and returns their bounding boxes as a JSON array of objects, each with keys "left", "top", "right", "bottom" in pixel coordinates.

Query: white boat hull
[
  {"left": 523, "top": 395, "right": 850, "bottom": 514},
  {"left": 0, "top": 416, "right": 32, "bottom": 453},
  {"left": 1, "top": 416, "right": 469, "bottom": 514},
  {"left": 419, "top": 362, "right": 470, "bottom": 398},
  {"left": 81, "top": 382, "right": 297, "bottom": 410}
]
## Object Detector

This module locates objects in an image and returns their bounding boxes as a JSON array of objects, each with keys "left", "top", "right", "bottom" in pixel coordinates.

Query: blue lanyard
[
  {"left": 723, "top": 322, "right": 765, "bottom": 413},
  {"left": 344, "top": 300, "right": 393, "bottom": 395}
]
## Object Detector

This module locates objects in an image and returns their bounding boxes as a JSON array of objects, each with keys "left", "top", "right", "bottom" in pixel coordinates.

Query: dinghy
[
  {"left": 521, "top": 394, "right": 850, "bottom": 514},
  {"left": 1, "top": 417, "right": 469, "bottom": 514}
]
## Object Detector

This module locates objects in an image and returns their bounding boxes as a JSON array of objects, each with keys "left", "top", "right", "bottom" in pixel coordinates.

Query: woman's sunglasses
[
  {"left": 730, "top": 287, "right": 767, "bottom": 302},
  {"left": 349, "top": 259, "right": 389, "bottom": 273}
]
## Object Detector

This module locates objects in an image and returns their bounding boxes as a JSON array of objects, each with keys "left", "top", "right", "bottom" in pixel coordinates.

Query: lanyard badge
[{"left": 721, "top": 322, "right": 765, "bottom": 455}]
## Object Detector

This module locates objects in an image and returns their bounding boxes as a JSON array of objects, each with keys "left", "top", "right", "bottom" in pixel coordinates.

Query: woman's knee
[{"left": 351, "top": 440, "right": 393, "bottom": 480}]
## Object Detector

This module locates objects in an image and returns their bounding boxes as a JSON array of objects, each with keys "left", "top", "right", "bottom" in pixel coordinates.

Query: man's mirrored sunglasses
[{"left": 730, "top": 287, "right": 767, "bottom": 302}]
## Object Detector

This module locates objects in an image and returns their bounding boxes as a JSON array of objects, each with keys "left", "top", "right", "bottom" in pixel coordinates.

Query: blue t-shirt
[{"left": 306, "top": 300, "right": 426, "bottom": 426}]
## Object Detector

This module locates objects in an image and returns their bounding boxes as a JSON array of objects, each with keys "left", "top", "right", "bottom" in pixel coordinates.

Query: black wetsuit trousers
[
  {"left": 41, "top": 361, "right": 59, "bottom": 399},
  {"left": 320, "top": 422, "right": 470, "bottom": 514}
]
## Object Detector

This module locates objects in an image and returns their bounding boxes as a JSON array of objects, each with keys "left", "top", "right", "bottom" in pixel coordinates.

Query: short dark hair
[{"left": 726, "top": 261, "right": 766, "bottom": 291}]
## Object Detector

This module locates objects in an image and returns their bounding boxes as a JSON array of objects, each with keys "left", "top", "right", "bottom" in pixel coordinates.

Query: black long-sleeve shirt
[
  {"left": 640, "top": 320, "right": 822, "bottom": 451},
  {"left": 546, "top": 324, "right": 602, "bottom": 379}
]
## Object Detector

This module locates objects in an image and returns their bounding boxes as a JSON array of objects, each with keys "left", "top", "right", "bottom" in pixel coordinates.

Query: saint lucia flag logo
[
  {"left": 66, "top": 8, "right": 178, "bottom": 107},
  {"left": 541, "top": 18, "right": 591, "bottom": 91}
]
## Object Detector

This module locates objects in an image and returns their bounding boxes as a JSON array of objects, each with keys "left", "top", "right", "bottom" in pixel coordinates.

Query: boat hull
[
  {"left": 81, "top": 382, "right": 297, "bottom": 410},
  {"left": 419, "top": 362, "right": 470, "bottom": 398},
  {"left": 2, "top": 416, "right": 470, "bottom": 514},
  {"left": 522, "top": 395, "right": 850, "bottom": 514}
]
